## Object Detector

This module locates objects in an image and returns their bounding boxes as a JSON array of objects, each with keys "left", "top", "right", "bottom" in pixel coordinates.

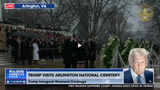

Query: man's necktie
[{"left": 137, "top": 75, "right": 142, "bottom": 83}]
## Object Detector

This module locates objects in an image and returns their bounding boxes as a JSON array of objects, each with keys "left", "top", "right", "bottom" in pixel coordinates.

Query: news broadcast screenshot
[{"left": 0, "top": 0, "right": 160, "bottom": 90}]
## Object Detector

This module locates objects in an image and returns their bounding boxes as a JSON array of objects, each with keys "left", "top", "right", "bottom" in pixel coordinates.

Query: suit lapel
[
  {"left": 144, "top": 70, "right": 152, "bottom": 83},
  {"left": 124, "top": 69, "right": 134, "bottom": 83},
  {"left": 144, "top": 71, "right": 148, "bottom": 83},
  {"left": 128, "top": 69, "right": 134, "bottom": 83}
]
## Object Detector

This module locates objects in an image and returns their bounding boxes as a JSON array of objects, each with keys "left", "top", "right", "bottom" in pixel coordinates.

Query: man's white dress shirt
[
  {"left": 131, "top": 68, "right": 146, "bottom": 84},
  {"left": 74, "top": 39, "right": 76, "bottom": 42}
]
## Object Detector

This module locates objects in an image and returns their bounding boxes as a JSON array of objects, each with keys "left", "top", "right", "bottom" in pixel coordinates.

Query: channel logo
[
  {"left": 5, "top": 3, "right": 14, "bottom": 9},
  {"left": 4, "top": 3, "right": 55, "bottom": 9}
]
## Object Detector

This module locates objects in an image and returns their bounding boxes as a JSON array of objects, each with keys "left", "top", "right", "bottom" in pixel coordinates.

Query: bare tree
[
  {"left": 43, "top": 0, "right": 74, "bottom": 28},
  {"left": 69, "top": 0, "right": 130, "bottom": 39},
  {"left": 96, "top": 10, "right": 133, "bottom": 44}
]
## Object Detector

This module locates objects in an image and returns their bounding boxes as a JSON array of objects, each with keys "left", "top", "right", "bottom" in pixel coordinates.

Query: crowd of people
[
  {"left": 4, "top": 26, "right": 66, "bottom": 64},
  {"left": 63, "top": 35, "right": 97, "bottom": 68},
  {"left": 0, "top": 24, "right": 102, "bottom": 68},
  {"left": 1, "top": 24, "right": 159, "bottom": 68}
]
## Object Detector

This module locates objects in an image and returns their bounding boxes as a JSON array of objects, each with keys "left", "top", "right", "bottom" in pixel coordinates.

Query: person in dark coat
[
  {"left": 61, "top": 39, "right": 64, "bottom": 58},
  {"left": 96, "top": 41, "right": 101, "bottom": 55},
  {"left": 40, "top": 40, "right": 46, "bottom": 59},
  {"left": 71, "top": 34, "right": 79, "bottom": 68},
  {"left": 21, "top": 38, "right": 27, "bottom": 65},
  {"left": 26, "top": 38, "right": 33, "bottom": 65},
  {"left": 12, "top": 37, "right": 19, "bottom": 63},
  {"left": 44, "top": 41, "right": 50, "bottom": 60},
  {"left": 7, "top": 35, "right": 13, "bottom": 54},
  {"left": 157, "top": 44, "right": 159, "bottom": 54},
  {"left": 85, "top": 38, "right": 92, "bottom": 68},
  {"left": 54, "top": 38, "right": 59, "bottom": 59},
  {"left": 38, "top": 39, "right": 42, "bottom": 59},
  {"left": 6, "top": 27, "right": 13, "bottom": 40},
  {"left": 63, "top": 36, "right": 72, "bottom": 68},
  {"left": 6, "top": 28, "right": 13, "bottom": 50},
  {"left": 90, "top": 36, "right": 96, "bottom": 68},
  {"left": 77, "top": 39, "right": 86, "bottom": 68},
  {"left": 5, "top": 26, "right": 9, "bottom": 32},
  {"left": 49, "top": 40, "right": 54, "bottom": 60}
]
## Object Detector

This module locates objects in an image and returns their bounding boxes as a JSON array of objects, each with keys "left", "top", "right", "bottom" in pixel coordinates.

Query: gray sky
[{"left": 128, "top": 5, "right": 140, "bottom": 32}]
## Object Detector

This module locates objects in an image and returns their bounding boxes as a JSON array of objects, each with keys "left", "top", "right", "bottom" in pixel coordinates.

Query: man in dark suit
[
  {"left": 63, "top": 36, "right": 72, "bottom": 68},
  {"left": 26, "top": 38, "right": 33, "bottom": 65},
  {"left": 21, "top": 38, "right": 27, "bottom": 65},
  {"left": 49, "top": 40, "right": 54, "bottom": 60},
  {"left": 12, "top": 37, "right": 19, "bottom": 63},
  {"left": 90, "top": 36, "right": 96, "bottom": 68},
  {"left": 71, "top": 34, "right": 79, "bottom": 68},
  {"left": 6, "top": 27, "right": 13, "bottom": 40},
  {"left": 124, "top": 48, "right": 153, "bottom": 84},
  {"left": 85, "top": 38, "right": 92, "bottom": 68}
]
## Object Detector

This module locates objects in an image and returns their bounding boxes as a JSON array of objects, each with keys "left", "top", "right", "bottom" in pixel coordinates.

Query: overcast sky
[{"left": 128, "top": 4, "right": 140, "bottom": 32}]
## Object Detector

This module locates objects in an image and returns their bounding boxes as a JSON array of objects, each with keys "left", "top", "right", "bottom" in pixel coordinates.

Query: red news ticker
[{"left": 5, "top": 3, "right": 14, "bottom": 9}]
